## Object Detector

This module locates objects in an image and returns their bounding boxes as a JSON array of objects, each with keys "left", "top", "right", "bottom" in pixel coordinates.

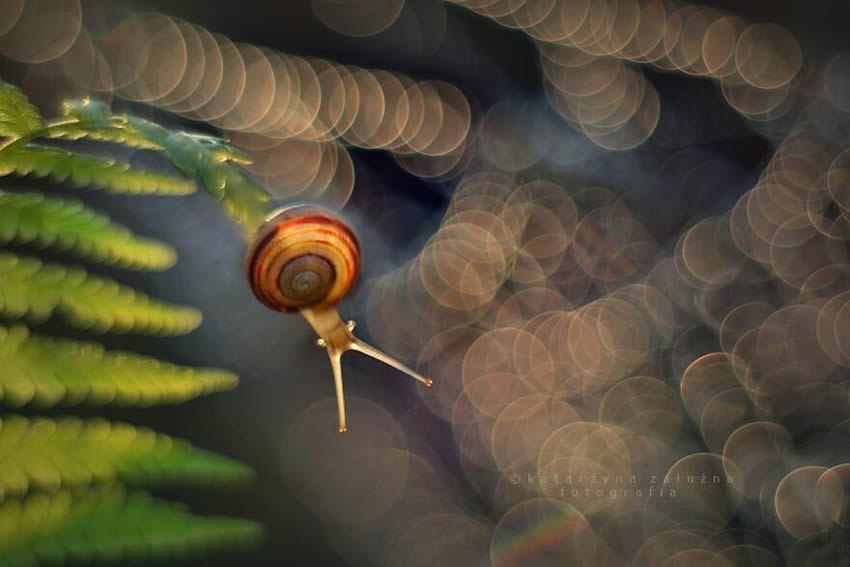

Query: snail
[{"left": 245, "top": 204, "right": 433, "bottom": 433}]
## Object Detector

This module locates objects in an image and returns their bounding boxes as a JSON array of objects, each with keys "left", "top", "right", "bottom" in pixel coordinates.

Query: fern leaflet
[
  {"left": 0, "top": 324, "right": 237, "bottom": 407},
  {"left": 0, "top": 80, "right": 44, "bottom": 140},
  {"left": 0, "top": 487, "right": 262, "bottom": 566},
  {"left": 4, "top": 94, "right": 269, "bottom": 235},
  {"left": 0, "top": 253, "right": 202, "bottom": 334},
  {"left": 0, "top": 190, "right": 176, "bottom": 270},
  {"left": 44, "top": 124, "right": 163, "bottom": 151},
  {"left": 0, "top": 415, "right": 251, "bottom": 499},
  {"left": 0, "top": 77, "right": 261, "bottom": 564},
  {"left": 0, "top": 145, "right": 195, "bottom": 195}
]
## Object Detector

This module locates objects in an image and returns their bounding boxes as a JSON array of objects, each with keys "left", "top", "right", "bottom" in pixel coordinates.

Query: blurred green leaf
[
  {"left": 0, "top": 190, "right": 176, "bottom": 270},
  {"left": 0, "top": 80, "right": 44, "bottom": 140},
  {"left": 44, "top": 124, "right": 163, "bottom": 151},
  {"left": 0, "top": 78, "right": 260, "bottom": 566},
  {"left": 50, "top": 100, "right": 161, "bottom": 149},
  {"left": 60, "top": 99, "right": 112, "bottom": 128},
  {"left": 0, "top": 487, "right": 263, "bottom": 566},
  {"left": 0, "top": 145, "right": 195, "bottom": 195},
  {"left": 0, "top": 324, "right": 238, "bottom": 408},
  {"left": 0, "top": 415, "right": 252, "bottom": 499},
  {"left": 0, "top": 253, "right": 202, "bottom": 335}
]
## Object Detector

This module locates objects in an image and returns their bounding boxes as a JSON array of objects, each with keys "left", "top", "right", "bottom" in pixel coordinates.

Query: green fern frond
[
  {"left": 0, "top": 80, "right": 44, "bottom": 140},
  {"left": 0, "top": 190, "right": 176, "bottom": 270},
  {"left": 60, "top": 99, "right": 115, "bottom": 129},
  {"left": 164, "top": 132, "right": 270, "bottom": 236},
  {"left": 0, "top": 254, "right": 201, "bottom": 334},
  {"left": 0, "top": 145, "right": 195, "bottom": 195},
  {"left": 57, "top": 99, "right": 254, "bottom": 165},
  {"left": 0, "top": 486, "right": 263, "bottom": 566},
  {"left": 0, "top": 324, "right": 237, "bottom": 407},
  {"left": 43, "top": 124, "right": 163, "bottom": 151},
  {"left": 0, "top": 415, "right": 251, "bottom": 499},
  {"left": 47, "top": 100, "right": 163, "bottom": 150},
  {"left": 175, "top": 132, "right": 253, "bottom": 165},
  {"left": 25, "top": 96, "right": 269, "bottom": 236},
  {"left": 0, "top": 79, "right": 260, "bottom": 562}
]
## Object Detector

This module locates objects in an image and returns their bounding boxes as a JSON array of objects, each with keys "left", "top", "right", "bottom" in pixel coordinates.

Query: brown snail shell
[{"left": 245, "top": 204, "right": 360, "bottom": 312}]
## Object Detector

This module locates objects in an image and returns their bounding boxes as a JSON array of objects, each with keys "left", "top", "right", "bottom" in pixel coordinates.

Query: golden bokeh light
[
  {"left": 735, "top": 23, "right": 803, "bottom": 90},
  {"left": 824, "top": 52, "right": 850, "bottom": 113},
  {"left": 6, "top": 1, "right": 848, "bottom": 563},
  {"left": 775, "top": 466, "right": 830, "bottom": 539},
  {"left": 53, "top": 27, "right": 114, "bottom": 94},
  {"left": 814, "top": 463, "right": 850, "bottom": 529},
  {"left": 447, "top": 0, "right": 809, "bottom": 151},
  {"left": 311, "top": 0, "right": 406, "bottom": 38},
  {"left": 0, "top": 0, "right": 81, "bottom": 64},
  {"left": 118, "top": 13, "right": 187, "bottom": 103},
  {"left": 166, "top": 24, "right": 223, "bottom": 113},
  {"left": 50, "top": 10, "right": 477, "bottom": 210}
]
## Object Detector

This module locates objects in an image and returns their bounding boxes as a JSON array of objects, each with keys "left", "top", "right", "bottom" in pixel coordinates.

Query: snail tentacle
[
  {"left": 329, "top": 350, "right": 346, "bottom": 433},
  {"left": 301, "top": 306, "right": 433, "bottom": 433},
  {"left": 348, "top": 340, "right": 434, "bottom": 388}
]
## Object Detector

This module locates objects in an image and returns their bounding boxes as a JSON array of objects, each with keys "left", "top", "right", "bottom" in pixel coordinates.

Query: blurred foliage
[
  {"left": 0, "top": 79, "right": 44, "bottom": 139},
  {"left": 0, "top": 145, "right": 196, "bottom": 195},
  {"left": 59, "top": 98, "right": 271, "bottom": 237},
  {"left": 0, "top": 190, "right": 176, "bottom": 270},
  {"left": 0, "top": 78, "right": 262, "bottom": 565},
  {"left": 0, "top": 253, "right": 202, "bottom": 334},
  {"left": 0, "top": 324, "right": 238, "bottom": 408},
  {"left": 0, "top": 486, "right": 260, "bottom": 567},
  {"left": 0, "top": 415, "right": 252, "bottom": 498}
]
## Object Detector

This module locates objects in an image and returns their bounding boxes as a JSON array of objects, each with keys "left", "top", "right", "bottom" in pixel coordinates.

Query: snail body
[{"left": 246, "top": 204, "right": 432, "bottom": 433}]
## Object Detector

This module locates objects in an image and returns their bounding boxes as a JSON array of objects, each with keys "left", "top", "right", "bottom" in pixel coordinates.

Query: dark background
[{"left": 2, "top": 1, "right": 850, "bottom": 565}]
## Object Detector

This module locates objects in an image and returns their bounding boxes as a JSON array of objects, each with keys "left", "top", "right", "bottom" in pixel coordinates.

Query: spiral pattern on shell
[{"left": 245, "top": 204, "right": 360, "bottom": 312}]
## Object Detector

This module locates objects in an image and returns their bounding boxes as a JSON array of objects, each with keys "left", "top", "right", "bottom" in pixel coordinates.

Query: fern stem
[{"left": 0, "top": 119, "right": 81, "bottom": 154}]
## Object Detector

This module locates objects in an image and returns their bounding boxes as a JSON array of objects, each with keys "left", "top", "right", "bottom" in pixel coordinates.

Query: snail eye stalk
[{"left": 302, "top": 307, "right": 432, "bottom": 433}]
